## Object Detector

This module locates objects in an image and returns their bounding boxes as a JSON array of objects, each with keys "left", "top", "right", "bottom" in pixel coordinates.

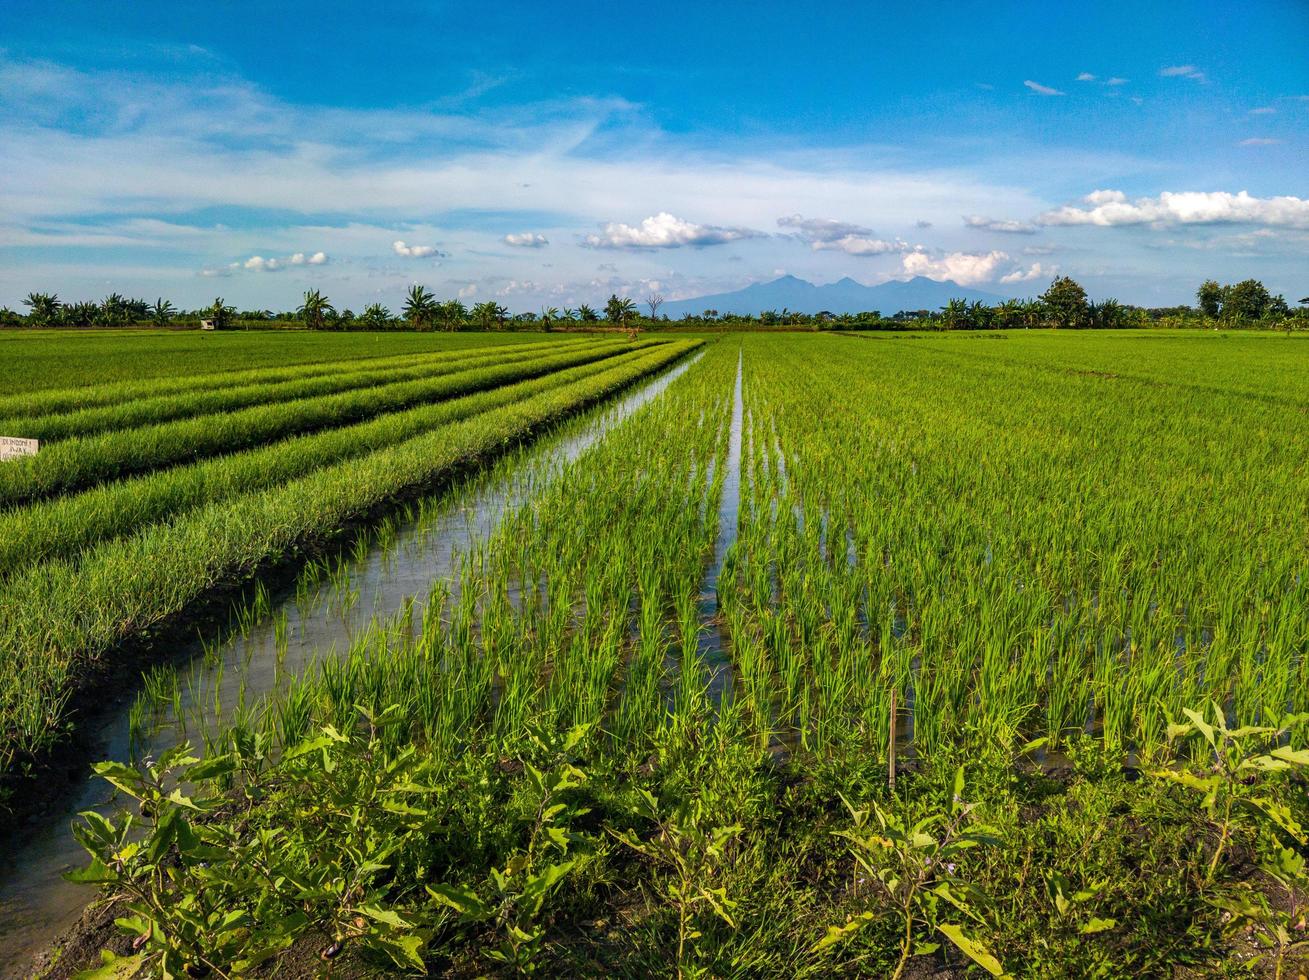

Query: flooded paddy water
[{"left": 0, "top": 352, "right": 702, "bottom": 974}]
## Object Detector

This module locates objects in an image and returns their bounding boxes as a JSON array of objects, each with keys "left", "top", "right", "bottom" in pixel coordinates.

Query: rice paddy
[{"left": 4, "top": 330, "right": 1308, "bottom": 977}]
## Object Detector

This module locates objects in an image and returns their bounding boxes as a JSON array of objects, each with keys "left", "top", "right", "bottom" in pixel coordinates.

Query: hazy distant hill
[{"left": 660, "top": 275, "right": 1010, "bottom": 318}]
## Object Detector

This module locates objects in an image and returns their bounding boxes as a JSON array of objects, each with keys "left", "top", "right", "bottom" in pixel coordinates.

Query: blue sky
[{"left": 2, "top": 0, "right": 1307, "bottom": 311}]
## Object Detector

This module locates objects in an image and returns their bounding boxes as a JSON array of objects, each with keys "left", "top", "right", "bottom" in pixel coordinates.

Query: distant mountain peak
[{"left": 661, "top": 275, "right": 1008, "bottom": 318}]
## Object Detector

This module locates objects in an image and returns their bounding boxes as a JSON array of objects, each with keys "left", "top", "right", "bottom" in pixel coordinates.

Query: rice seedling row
[
  {"left": 0, "top": 339, "right": 645, "bottom": 507},
  {"left": 0, "top": 339, "right": 698, "bottom": 777},
  {"left": 0, "top": 337, "right": 590, "bottom": 441},
  {"left": 0, "top": 338, "right": 555, "bottom": 420},
  {"left": 0, "top": 345, "right": 668, "bottom": 577},
  {"left": 11, "top": 332, "right": 1309, "bottom": 977}
]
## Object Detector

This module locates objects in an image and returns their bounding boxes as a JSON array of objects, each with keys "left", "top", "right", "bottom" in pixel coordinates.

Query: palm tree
[
  {"left": 605, "top": 294, "right": 637, "bottom": 327},
  {"left": 440, "top": 299, "right": 467, "bottom": 331},
  {"left": 493, "top": 303, "right": 509, "bottom": 330},
  {"left": 208, "top": 297, "right": 236, "bottom": 330},
  {"left": 64, "top": 301, "right": 98, "bottom": 327},
  {"left": 361, "top": 303, "right": 392, "bottom": 329},
  {"left": 150, "top": 298, "right": 175, "bottom": 327},
  {"left": 1093, "top": 298, "right": 1125, "bottom": 329},
  {"left": 23, "top": 292, "right": 61, "bottom": 327},
  {"left": 297, "top": 289, "right": 335, "bottom": 330},
  {"left": 577, "top": 304, "right": 599, "bottom": 323},
  {"left": 540, "top": 307, "right": 560, "bottom": 332},
  {"left": 94, "top": 293, "right": 130, "bottom": 328},
  {"left": 941, "top": 298, "right": 969, "bottom": 330},
  {"left": 403, "top": 285, "right": 437, "bottom": 329},
  {"left": 993, "top": 299, "right": 1023, "bottom": 329},
  {"left": 472, "top": 301, "right": 499, "bottom": 330}
]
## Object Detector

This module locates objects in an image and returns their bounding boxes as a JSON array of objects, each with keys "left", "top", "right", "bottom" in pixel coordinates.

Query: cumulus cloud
[
  {"left": 584, "top": 212, "right": 761, "bottom": 249},
  {"left": 1038, "top": 189, "right": 1309, "bottom": 229},
  {"left": 1106, "top": 77, "right": 1129, "bottom": 86},
  {"left": 1238, "top": 137, "right": 1281, "bottom": 146},
  {"left": 901, "top": 250, "right": 1011, "bottom": 286},
  {"left": 963, "top": 214, "right": 1037, "bottom": 234},
  {"left": 1160, "top": 65, "right": 1206, "bottom": 82},
  {"left": 1024, "top": 80, "right": 1065, "bottom": 96},
  {"left": 232, "top": 250, "right": 328, "bottom": 272},
  {"left": 1000, "top": 261, "right": 1054, "bottom": 284},
  {"left": 392, "top": 240, "right": 439, "bottom": 258},
  {"left": 777, "top": 214, "right": 912, "bottom": 255},
  {"left": 503, "top": 232, "right": 549, "bottom": 248},
  {"left": 1076, "top": 72, "right": 1096, "bottom": 82}
]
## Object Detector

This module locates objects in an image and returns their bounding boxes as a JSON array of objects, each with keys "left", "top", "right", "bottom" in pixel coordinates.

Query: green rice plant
[
  {"left": 0, "top": 339, "right": 647, "bottom": 506},
  {"left": 0, "top": 343, "right": 673, "bottom": 576},
  {"left": 0, "top": 329, "right": 540, "bottom": 402},
  {"left": 0, "top": 338, "right": 588, "bottom": 441},
  {"left": 0, "top": 341, "right": 701, "bottom": 776}
]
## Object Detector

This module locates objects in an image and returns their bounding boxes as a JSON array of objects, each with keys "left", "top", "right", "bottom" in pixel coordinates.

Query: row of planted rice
[{"left": 0, "top": 336, "right": 698, "bottom": 782}]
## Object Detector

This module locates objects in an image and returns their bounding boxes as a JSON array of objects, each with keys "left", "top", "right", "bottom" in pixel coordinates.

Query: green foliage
[
  {"left": 17, "top": 332, "right": 1309, "bottom": 978},
  {"left": 296, "top": 289, "right": 334, "bottom": 331},
  {"left": 611, "top": 790, "right": 743, "bottom": 978},
  {"left": 1153, "top": 703, "right": 1309, "bottom": 881},
  {"left": 1040, "top": 275, "right": 1090, "bottom": 328},
  {"left": 814, "top": 768, "right": 1008, "bottom": 979},
  {"left": 0, "top": 340, "right": 697, "bottom": 774}
]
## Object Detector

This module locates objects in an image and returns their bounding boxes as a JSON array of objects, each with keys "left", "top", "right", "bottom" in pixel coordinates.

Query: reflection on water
[{"left": 0, "top": 352, "right": 701, "bottom": 976}]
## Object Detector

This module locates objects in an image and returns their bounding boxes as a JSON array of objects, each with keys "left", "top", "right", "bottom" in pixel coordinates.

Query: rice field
[{"left": 4, "top": 330, "right": 1309, "bottom": 978}]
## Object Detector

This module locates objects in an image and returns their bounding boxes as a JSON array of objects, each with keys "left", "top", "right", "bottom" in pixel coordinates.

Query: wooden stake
[{"left": 888, "top": 687, "right": 897, "bottom": 791}]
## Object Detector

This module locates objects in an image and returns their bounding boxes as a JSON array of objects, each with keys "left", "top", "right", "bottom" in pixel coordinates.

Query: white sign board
[{"left": 0, "top": 436, "right": 39, "bottom": 461}]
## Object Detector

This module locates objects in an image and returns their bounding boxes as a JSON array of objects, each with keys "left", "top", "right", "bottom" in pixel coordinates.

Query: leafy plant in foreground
[
  {"left": 1152, "top": 703, "right": 1309, "bottom": 979},
  {"left": 428, "top": 724, "right": 595, "bottom": 974},
  {"left": 611, "top": 791, "right": 743, "bottom": 979},
  {"left": 68, "top": 708, "right": 452, "bottom": 977},
  {"left": 1152, "top": 702, "right": 1309, "bottom": 882},
  {"left": 812, "top": 767, "right": 1008, "bottom": 979}
]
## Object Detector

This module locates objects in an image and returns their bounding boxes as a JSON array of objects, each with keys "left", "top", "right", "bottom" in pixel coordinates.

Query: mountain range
[{"left": 660, "top": 275, "right": 1010, "bottom": 318}]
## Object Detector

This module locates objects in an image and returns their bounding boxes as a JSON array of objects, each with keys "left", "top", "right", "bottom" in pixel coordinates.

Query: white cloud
[
  {"left": 583, "top": 212, "right": 761, "bottom": 249},
  {"left": 236, "top": 251, "right": 327, "bottom": 272},
  {"left": 1076, "top": 72, "right": 1096, "bottom": 82},
  {"left": 1238, "top": 138, "right": 1281, "bottom": 146},
  {"left": 392, "top": 240, "right": 438, "bottom": 257},
  {"left": 777, "top": 214, "right": 912, "bottom": 255},
  {"left": 1159, "top": 65, "right": 1206, "bottom": 82},
  {"left": 1038, "top": 189, "right": 1309, "bottom": 229},
  {"left": 1000, "top": 261, "right": 1054, "bottom": 284},
  {"left": 1249, "top": 107, "right": 1276, "bottom": 115},
  {"left": 901, "top": 250, "right": 1011, "bottom": 285},
  {"left": 963, "top": 214, "right": 1037, "bottom": 234},
  {"left": 1024, "top": 80, "right": 1065, "bottom": 96},
  {"left": 1106, "top": 77, "right": 1129, "bottom": 86},
  {"left": 503, "top": 232, "right": 549, "bottom": 248}
]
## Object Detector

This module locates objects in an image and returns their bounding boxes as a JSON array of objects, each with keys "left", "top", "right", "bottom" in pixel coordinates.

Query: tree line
[{"left": 4, "top": 277, "right": 1306, "bottom": 332}]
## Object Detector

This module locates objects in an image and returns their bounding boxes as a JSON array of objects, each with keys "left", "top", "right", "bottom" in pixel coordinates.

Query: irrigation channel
[
  {"left": 0, "top": 350, "right": 716, "bottom": 974},
  {"left": 698, "top": 350, "right": 743, "bottom": 701}
]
